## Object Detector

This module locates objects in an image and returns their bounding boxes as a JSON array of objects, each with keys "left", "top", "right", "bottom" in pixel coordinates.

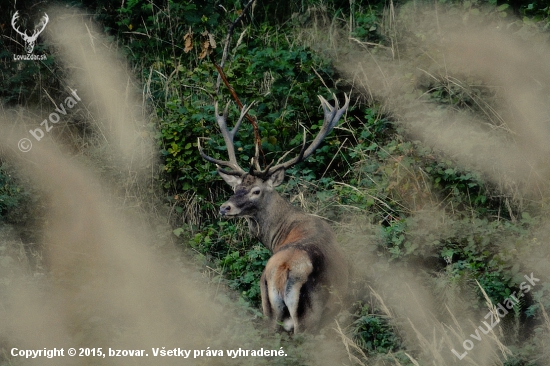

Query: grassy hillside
[{"left": 1, "top": 0, "right": 550, "bottom": 365}]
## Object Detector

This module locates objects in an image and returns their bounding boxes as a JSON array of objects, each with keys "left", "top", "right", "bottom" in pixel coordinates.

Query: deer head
[
  {"left": 12, "top": 11, "right": 49, "bottom": 54},
  {"left": 198, "top": 94, "right": 350, "bottom": 219}
]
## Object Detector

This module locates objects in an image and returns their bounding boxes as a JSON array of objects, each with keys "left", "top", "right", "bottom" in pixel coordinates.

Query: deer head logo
[{"left": 11, "top": 11, "right": 49, "bottom": 54}]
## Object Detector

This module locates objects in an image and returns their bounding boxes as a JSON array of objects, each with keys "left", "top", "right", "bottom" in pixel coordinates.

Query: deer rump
[{"left": 260, "top": 238, "right": 343, "bottom": 333}]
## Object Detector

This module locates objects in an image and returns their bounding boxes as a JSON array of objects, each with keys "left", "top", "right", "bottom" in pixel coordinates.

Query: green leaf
[
  {"left": 497, "top": 4, "right": 509, "bottom": 11},
  {"left": 173, "top": 228, "right": 184, "bottom": 237}
]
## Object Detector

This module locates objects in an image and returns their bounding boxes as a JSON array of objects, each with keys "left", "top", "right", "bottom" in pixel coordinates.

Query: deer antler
[
  {"left": 11, "top": 12, "right": 49, "bottom": 39},
  {"left": 33, "top": 13, "right": 49, "bottom": 38},
  {"left": 198, "top": 101, "right": 256, "bottom": 176},
  {"left": 199, "top": 93, "right": 349, "bottom": 178},
  {"left": 253, "top": 93, "right": 350, "bottom": 177},
  {"left": 11, "top": 12, "right": 26, "bottom": 38}
]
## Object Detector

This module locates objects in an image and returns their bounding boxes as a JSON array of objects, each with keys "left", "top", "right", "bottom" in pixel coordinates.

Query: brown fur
[
  {"left": 274, "top": 263, "right": 290, "bottom": 294},
  {"left": 278, "top": 227, "right": 305, "bottom": 248}
]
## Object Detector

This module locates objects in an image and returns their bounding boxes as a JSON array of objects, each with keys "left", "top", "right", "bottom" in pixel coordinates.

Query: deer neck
[{"left": 247, "top": 192, "right": 300, "bottom": 253}]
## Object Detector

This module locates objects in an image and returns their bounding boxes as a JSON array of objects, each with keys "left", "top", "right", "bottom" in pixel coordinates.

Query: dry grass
[
  {"left": 298, "top": 1, "right": 550, "bottom": 365},
  {"left": 1, "top": 2, "right": 550, "bottom": 366},
  {"left": 0, "top": 6, "right": 358, "bottom": 366},
  {"left": 0, "top": 7, "right": 265, "bottom": 366}
]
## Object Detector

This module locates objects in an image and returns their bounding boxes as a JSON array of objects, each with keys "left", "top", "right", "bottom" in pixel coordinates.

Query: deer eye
[{"left": 252, "top": 188, "right": 261, "bottom": 195}]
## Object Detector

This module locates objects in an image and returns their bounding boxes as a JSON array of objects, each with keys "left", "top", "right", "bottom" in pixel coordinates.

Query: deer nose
[{"left": 220, "top": 203, "right": 232, "bottom": 216}]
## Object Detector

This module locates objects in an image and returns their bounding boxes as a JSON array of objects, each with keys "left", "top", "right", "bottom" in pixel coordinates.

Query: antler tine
[
  {"left": 11, "top": 11, "right": 26, "bottom": 37},
  {"left": 318, "top": 93, "right": 350, "bottom": 130},
  {"left": 252, "top": 143, "right": 261, "bottom": 171},
  {"left": 250, "top": 131, "right": 297, "bottom": 178},
  {"left": 198, "top": 101, "right": 255, "bottom": 175},
  {"left": 269, "top": 93, "right": 350, "bottom": 173},
  {"left": 33, "top": 13, "right": 49, "bottom": 38}
]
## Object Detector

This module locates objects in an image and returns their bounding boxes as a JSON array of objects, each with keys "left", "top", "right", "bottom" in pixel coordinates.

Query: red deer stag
[{"left": 198, "top": 94, "right": 349, "bottom": 333}]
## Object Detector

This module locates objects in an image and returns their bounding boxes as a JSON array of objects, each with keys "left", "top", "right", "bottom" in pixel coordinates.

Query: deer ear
[
  {"left": 217, "top": 168, "right": 242, "bottom": 188},
  {"left": 267, "top": 168, "right": 285, "bottom": 187}
]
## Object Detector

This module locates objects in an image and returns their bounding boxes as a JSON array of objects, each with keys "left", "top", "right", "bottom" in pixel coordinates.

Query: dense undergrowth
[{"left": 1, "top": 0, "right": 550, "bottom": 365}]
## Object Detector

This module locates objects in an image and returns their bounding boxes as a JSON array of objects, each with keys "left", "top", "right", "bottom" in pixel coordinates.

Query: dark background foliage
[{"left": 1, "top": 0, "right": 549, "bottom": 363}]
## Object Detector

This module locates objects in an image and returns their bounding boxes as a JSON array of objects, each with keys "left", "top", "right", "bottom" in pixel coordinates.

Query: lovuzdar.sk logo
[{"left": 11, "top": 11, "right": 49, "bottom": 61}]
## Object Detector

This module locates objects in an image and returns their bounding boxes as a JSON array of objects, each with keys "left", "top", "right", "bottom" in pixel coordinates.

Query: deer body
[
  {"left": 199, "top": 94, "right": 349, "bottom": 333},
  {"left": 260, "top": 208, "right": 348, "bottom": 333}
]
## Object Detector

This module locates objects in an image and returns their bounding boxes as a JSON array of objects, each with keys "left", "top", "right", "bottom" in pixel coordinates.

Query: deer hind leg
[
  {"left": 264, "top": 248, "right": 317, "bottom": 333},
  {"left": 284, "top": 272, "right": 326, "bottom": 333},
  {"left": 262, "top": 249, "right": 314, "bottom": 332},
  {"left": 260, "top": 270, "right": 288, "bottom": 331}
]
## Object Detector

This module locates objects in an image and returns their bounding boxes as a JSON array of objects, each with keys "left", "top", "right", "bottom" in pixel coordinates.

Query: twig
[
  {"left": 211, "top": 0, "right": 264, "bottom": 166},
  {"left": 216, "top": 0, "right": 256, "bottom": 93},
  {"left": 210, "top": 56, "right": 265, "bottom": 166}
]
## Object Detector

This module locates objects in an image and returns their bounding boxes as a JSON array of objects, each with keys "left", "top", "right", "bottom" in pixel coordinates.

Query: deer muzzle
[{"left": 220, "top": 202, "right": 236, "bottom": 216}]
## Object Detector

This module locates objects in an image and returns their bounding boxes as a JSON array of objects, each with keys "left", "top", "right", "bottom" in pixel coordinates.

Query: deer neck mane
[{"left": 246, "top": 191, "right": 300, "bottom": 253}]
